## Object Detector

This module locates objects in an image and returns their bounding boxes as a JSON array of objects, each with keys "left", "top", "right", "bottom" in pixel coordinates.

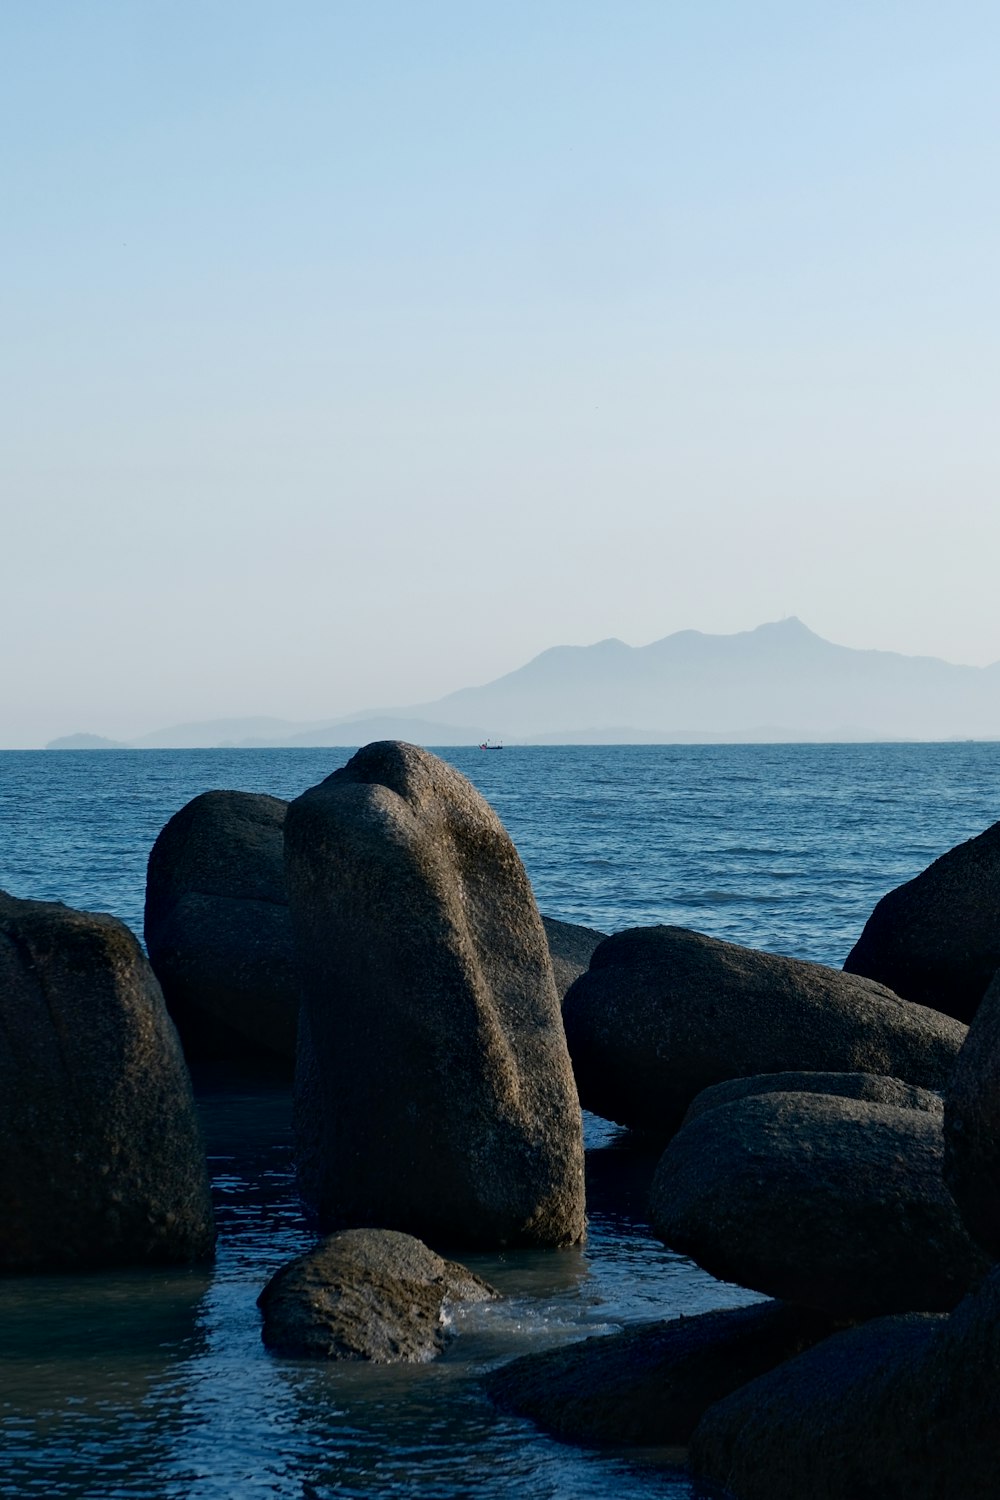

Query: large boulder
[
  {"left": 540, "top": 915, "right": 607, "bottom": 1000},
  {"left": 144, "top": 790, "right": 298, "bottom": 1062},
  {"left": 284, "top": 741, "right": 586, "bottom": 1249},
  {"left": 648, "top": 1091, "right": 990, "bottom": 1318},
  {"left": 143, "top": 791, "right": 597, "bottom": 1062},
  {"left": 944, "top": 969, "right": 1000, "bottom": 1257},
  {"left": 563, "top": 926, "right": 965, "bottom": 1135},
  {"left": 844, "top": 822, "right": 1000, "bottom": 1023},
  {"left": 691, "top": 1265, "right": 1000, "bottom": 1500},
  {"left": 683, "top": 1069, "right": 944, "bottom": 1126},
  {"left": 0, "top": 891, "right": 215, "bottom": 1271},
  {"left": 483, "top": 1300, "right": 841, "bottom": 1447},
  {"left": 258, "top": 1228, "right": 497, "bottom": 1362}
]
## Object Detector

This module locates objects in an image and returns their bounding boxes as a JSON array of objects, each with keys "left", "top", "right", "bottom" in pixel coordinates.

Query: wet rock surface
[{"left": 258, "top": 1228, "right": 497, "bottom": 1362}]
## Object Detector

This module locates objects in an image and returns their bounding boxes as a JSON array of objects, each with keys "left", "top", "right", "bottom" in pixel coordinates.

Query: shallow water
[
  {"left": 0, "top": 1086, "right": 742, "bottom": 1500},
  {"left": 1, "top": 743, "right": 998, "bottom": 1497}
]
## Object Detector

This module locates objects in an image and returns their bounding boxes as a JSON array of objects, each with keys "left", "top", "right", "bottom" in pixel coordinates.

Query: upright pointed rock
[{"left": 284, "top": 742, "right": 585, "bottom": 1248}]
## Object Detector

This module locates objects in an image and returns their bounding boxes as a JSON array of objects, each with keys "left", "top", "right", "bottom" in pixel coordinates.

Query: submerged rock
[
  {"left": 844, "top": 821, "right": 1000, "bottom": 1023},
  {"left": 563, "top": 926, "right": 964, "bottom": 1135},
  {"left": 682, "top": 1069, "right": 943, "bottom": 1126},
  {"left": 483, "top": 1300, "right": 840, "bottom": 1447},
  {"left": 258, "top": 1228, "right": 497, "bottom": 1362},
  {"left": 145, "top": 790, "right": 298, "bottom": 1063},
  {"left": 691, "top": 1265, "right": 1000, "bottom": 1500},
  {"left": 285, "top": 741, "right": 585, "bottom": 1249},
  {"left": 648, "top": 1091, "right": 990, "bottom": 1318},
  {"left": 944, "top": 969, "right": 1000, "bottom": 1257},
  {"left": 0, "top": 891, "right": 215, "bottom": 1271}
]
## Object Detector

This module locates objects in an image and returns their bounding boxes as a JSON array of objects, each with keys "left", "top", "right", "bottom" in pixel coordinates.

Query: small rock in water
[
  {"left": 257, "top": 1228, "right": 498, "bottom": 1362},
  {"left": 540, "top": 914, "right": 607, "bottom": 1000}
]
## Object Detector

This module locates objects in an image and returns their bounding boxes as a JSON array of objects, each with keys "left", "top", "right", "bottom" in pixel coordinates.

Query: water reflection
[
  {"left": 0, "top": 1084, "right": 720, "bottom": 1498},
  {"left": 0, "top": 1264, "right": 212, "bottom": 1498}
]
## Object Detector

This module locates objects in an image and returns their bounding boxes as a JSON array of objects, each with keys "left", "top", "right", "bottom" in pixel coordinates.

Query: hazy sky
[{"left": 4, "top": 1, "right": 1000, "bottom": 745}]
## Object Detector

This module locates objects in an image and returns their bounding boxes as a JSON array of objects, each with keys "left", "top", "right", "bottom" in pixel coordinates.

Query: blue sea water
[{"left": 0, "top": 742, "right": 998, "bottom": 1500}]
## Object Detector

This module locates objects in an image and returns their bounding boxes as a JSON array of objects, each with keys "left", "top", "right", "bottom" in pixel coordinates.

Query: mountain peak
[{"left": 751, "top": 616, "right": 817, "bottom": 638}]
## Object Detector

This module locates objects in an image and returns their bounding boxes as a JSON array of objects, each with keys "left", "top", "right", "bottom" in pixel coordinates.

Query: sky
[{"left": 3, "top": 1, "right": 1000, "bottom": 746}]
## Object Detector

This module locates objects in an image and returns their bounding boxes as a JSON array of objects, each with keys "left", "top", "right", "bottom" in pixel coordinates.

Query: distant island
[
  {"left": 44, "top": 619, "right": 1000, "bottom": 749},
  {"left": 47, "top": 733, "right": 129, "bottom": 751}
]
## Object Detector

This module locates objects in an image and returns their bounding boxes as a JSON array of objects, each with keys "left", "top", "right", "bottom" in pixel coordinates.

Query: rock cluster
[
  {"left": 495, "top": 821, "right": 1000, "bottom": 1494},
  {"left": 142, "top": 787, "right": 596, "bottom": 1061},
  {"left": 691, "top": 1266, "right": 1000, "bottom": 1500},
  {"left": 18, "top": 743, "right": 1000, "bottom": 1489}
]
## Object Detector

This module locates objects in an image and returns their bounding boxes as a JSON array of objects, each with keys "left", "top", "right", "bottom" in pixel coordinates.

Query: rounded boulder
[
  {"left": 258, "top": 1227, "right": 497, "bottom": 1362},
  {"left": 563, "top": 925, "right": 964, "bottom": 1135},
  {"left": 691, "top": 1265, "right": 1000, "bottom": 1500},
  {"left": 844, "top": 821, "right": 1000, "bottom": 1023},
  {"left": 683, "top": 1069, "right": 944, "bottom": 1127},
  {"left": 0, "top": 890, "right": 215, "bottom": 1271},
  {"left": 145, "top": 790, "right": 298, "bottom": 1063},
  {"left": 648, "top": 1091, "right": 990, "bottom": 1318}
]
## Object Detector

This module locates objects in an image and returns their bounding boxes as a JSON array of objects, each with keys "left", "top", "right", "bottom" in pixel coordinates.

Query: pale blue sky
[{"left": 4, "top": 1, "right": 999, "bottom": 744}]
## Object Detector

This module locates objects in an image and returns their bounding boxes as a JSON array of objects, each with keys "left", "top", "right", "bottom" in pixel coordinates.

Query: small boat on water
[{"left": 478, "top": 739, "right": 503, "bottom": 750}]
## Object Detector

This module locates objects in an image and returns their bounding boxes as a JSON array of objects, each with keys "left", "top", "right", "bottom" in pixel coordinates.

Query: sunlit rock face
[{"left": 285, "top": 740, "right": 586, "bottom": 1250}]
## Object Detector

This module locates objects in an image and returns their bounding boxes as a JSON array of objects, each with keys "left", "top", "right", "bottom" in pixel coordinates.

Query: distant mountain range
[{"left": 46, "top": 619, "right": 1000, "bottom": 749}]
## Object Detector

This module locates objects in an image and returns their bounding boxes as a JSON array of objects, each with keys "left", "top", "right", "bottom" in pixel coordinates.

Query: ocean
[{"left": 1, "top": 742, "right": 997, "bottom": 1499}]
